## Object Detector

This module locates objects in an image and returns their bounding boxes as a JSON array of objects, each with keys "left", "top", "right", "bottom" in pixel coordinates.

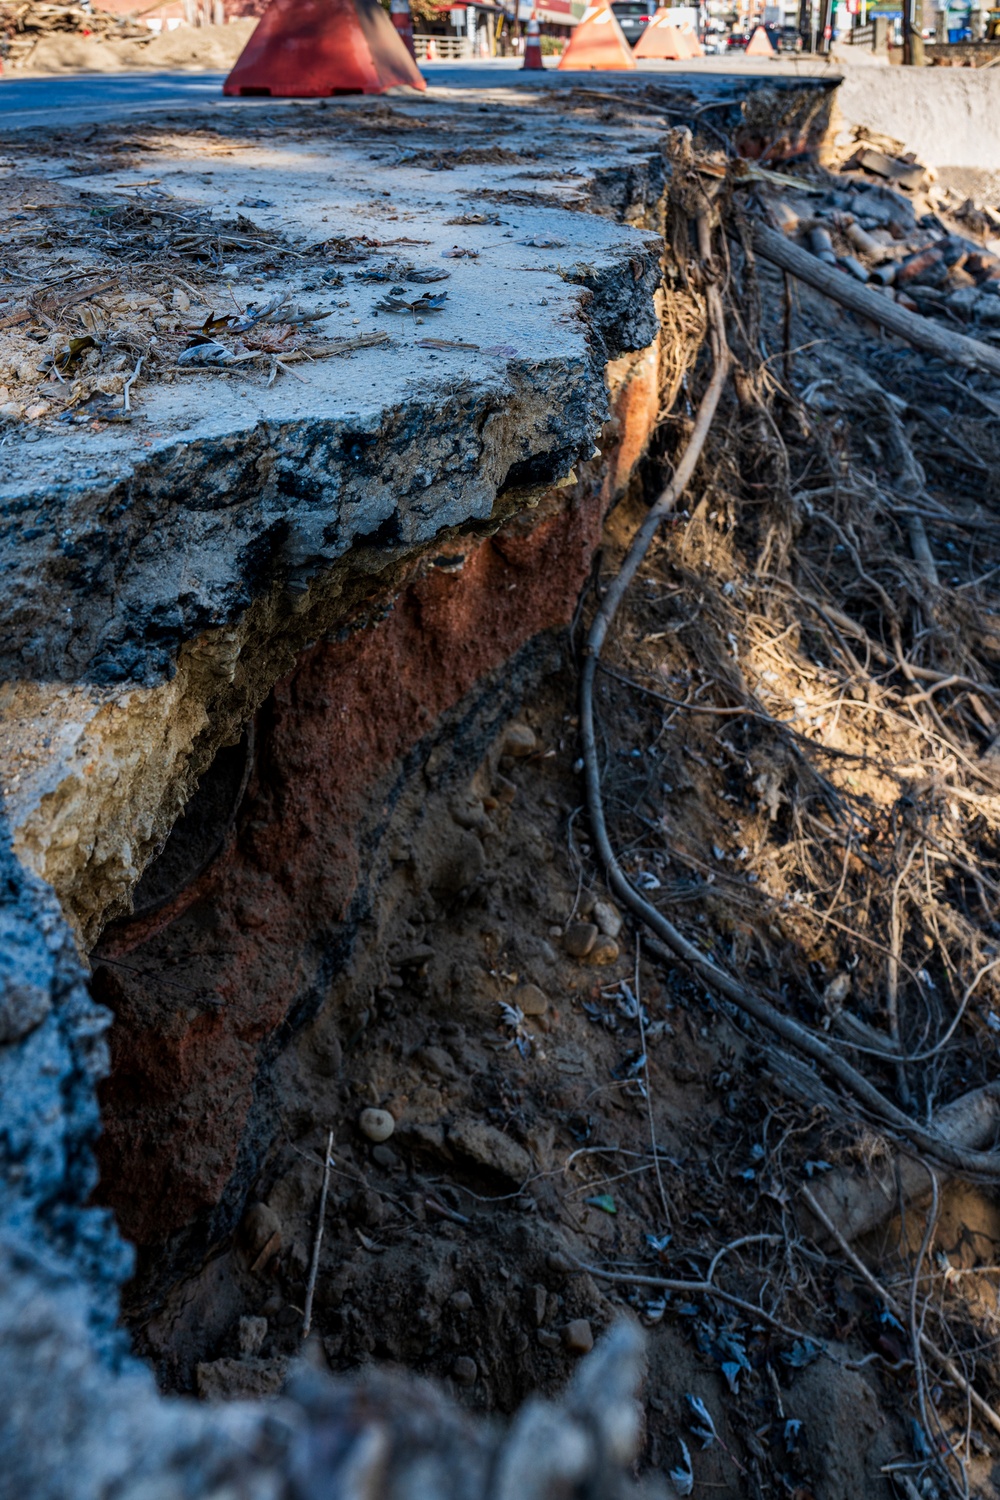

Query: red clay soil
[{"left": 92, "top": 347, "right": 659, "bottom": 1254}]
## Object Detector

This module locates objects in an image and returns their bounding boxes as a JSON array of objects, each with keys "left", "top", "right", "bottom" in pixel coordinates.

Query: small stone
[
  {"left": 242, "top": 1201, "right": 282, "bottom": 1258},
  {"left": 453, "top": 1355, "right": 478, "bottom": 1385},
  {"left": 196, "top": 1356, "right": 288, "bottom": 1400},
  {"left": 537, "top": 1329, "right": 561, "bottom": 1351},
  {"left": 451, "top": 1289, "right": 474, "bottom": 1312},
  {"left": 585, "top": 937, "right": 620, "bottom": 967},
  {"left": 237, "top": 1315, "right": 267, "bottom": 1358},
  {"left": 359, "top": 1107, "right": 395, "bottom": 1143},
  {"left": 448, "top": 1117, "right": 532, "bottom": 1183},
  {"left": 351, "top": 1186, "right": 385, "bottom": 1227},
  {"left": 416, "top": 1044, "right": 459, "bottom": 1080},
  {"left": 532, "top": 1284, "right": 548, "bottom": 1326},
  {"left": 503, "top": 722, "right": 538, "bottom": 758},
  {"left": 592, "top": 900, "right": 622, "bottom": 940},
  {"left": 371, "top": 1143, "right": 398, "bottom": 1169},
  {"left": 513, "top": 982, "right": 548, "bottom": 1017},
  {"left": 429, "top": 828, "right": 484, "bottom": 898},
  {"left": 546, "top": 1249, "right": 574, "bottom": 1274},
  {"left": 563, "top": 1319, "right": 594, "bottom": 1355},
  {"left": 563, "top": 921, "right": 598, "bottom": 958}
]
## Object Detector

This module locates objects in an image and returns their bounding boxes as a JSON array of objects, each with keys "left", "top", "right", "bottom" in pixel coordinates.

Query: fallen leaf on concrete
[
  {"left": 177, "top": 339, "right": 241, "bottom": 367},
  {"left": 446, "top": 211, "right": 501, "bottom": 226},
  {"left": 519, "top": 235, "right": 567, "bottom": 248},
  {"left": 374, "top": 292, "right": 448, "bottom": 315}
]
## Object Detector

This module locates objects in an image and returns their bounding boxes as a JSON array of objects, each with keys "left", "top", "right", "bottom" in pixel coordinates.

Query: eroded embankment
[{"left": 0, "top": 77, "right": 837, "bottom": 1500}]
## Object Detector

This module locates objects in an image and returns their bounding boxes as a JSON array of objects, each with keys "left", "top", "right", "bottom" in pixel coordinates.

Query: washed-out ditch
[{"left": 5, "top": 71, "right": 1000, "bottom": 1500}]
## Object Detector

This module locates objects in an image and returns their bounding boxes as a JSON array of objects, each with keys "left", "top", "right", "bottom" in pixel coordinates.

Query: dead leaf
[{"left": 374, "top": 291, "right": 449, "bottom": 315}]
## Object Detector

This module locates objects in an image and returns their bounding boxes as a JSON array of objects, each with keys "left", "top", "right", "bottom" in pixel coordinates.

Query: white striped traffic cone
[
  {"left": 522, "top": 14, "right": 543, "bottom": 67},
  {"left": 390, "top": 0, "right": 417, "bottom": 59}
]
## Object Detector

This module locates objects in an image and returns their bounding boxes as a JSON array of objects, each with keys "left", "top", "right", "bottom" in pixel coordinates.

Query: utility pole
[{"left": 903, "top": 0, "right": 925, "bottom": 60}]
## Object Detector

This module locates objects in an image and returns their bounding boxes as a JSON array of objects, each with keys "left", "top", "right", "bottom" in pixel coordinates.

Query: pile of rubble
[
  {"left": 763, "top": 131, "right": 1000, "bottom": 341},
  {"left": 0, "top": 0, "right": 152, "bottom": 68}
]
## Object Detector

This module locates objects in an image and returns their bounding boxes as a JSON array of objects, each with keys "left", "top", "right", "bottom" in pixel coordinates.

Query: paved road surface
[{"left": 0, "top": 55, "right": 839, "bottom": 131}]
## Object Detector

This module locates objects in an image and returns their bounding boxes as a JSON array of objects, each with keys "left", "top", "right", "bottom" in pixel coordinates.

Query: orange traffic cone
[
  {"left": 223, "top": 0, "right": 427, "bottom": 96},
  {"left": 744, "top": 23, "right": 776, "bottom": 53},
  {"left": 390, "top": 0, "right": 417, "bottom": 60},
  {"left": 678, "top": 23, "right": 703, "bottom": 54},
  {"left": 557, "top": 2, "right": 636, "bottom": 69},
  {"left": 523, "top": 14, "right": 544, "bottom": 68},
  {"left": 633, "top": 12, "right": 686, "bottom": 58}
]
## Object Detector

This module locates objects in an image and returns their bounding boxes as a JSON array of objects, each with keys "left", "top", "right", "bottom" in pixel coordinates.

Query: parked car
[
  {"left": 726, "top": 28, "right": 750, "bottom": 47},
  {"left": 736, "top": 22, "right": 803, "bottom": 51},
  {"left": 611, "top": 1, "right": 654, "bottom": 44}
]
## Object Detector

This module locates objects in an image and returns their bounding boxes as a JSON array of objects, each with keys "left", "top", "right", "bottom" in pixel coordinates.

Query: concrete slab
[{"left": 0, "top": 87, "right": 675, "bottom": 935}]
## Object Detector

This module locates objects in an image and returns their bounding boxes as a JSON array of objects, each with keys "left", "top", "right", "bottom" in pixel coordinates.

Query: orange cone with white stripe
[
  {"left": 744, "top": 23, "right": 776, "bottom": 53},
  {"left": 390, "top": 0, "right": 417, "bottom": 60},
  {"left": 557, "top": 2, "right": 636, "bottom": 69},
  {"left": 523, "top": 14, "right": 544, "bottom": 67},
  {"left": 633, "top": 11, "right": 687, "bottom": 57}
]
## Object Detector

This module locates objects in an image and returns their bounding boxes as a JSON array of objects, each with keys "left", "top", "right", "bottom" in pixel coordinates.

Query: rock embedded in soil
[
  {"left": 359, "top": 1107, "right": 396, "bottom": 1144},
  {"left": 513, "top": 983, "right": 549, "bottom": 1017},
  {"left": 502, "top": 723, "right": 539, "bottom": 759},
  {"left": 195, "top": 1355, "right": 289, "bottom": 1401},
  {"left": 585, "top": 937, "right": 621, "bottom": 967},
  {"left": 563, "top": 1320, "right": 595, "bottom": 1356},
  {"left": 563, "top": 922, "right": 599, "bottom": 958},
  {"left": 453, "top": 1356, "right": 478, "bottom": 1386},
  {"left": 448, "top": 1118, "right": 533, "bottom": 1184},
  {"left": 242, "top": 1201, "right": 282, "bottom": 1258},
  {"left": 237, "top": 1315, "right": 268, "bottom": 1358},
  {"left": 592, "top": 901, "right": 623, "bottom": 940}
]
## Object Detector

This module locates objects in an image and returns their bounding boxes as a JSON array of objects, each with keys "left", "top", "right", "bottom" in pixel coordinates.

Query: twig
[
  {"left": 122, "top": 355, "right": 142, "bottom": 415},
  {"left": 302, "top": 1129, "right": 334, "bottom": 1341},
  {"left": 908, "top": 1172, "right": 968, "bottom": 1500},
  {"left": 572, "top": 1257, "right": 824, "bottom": 1347},
  {"left": 634, "top": 936, "right": 671, "bottom": 1233}
]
